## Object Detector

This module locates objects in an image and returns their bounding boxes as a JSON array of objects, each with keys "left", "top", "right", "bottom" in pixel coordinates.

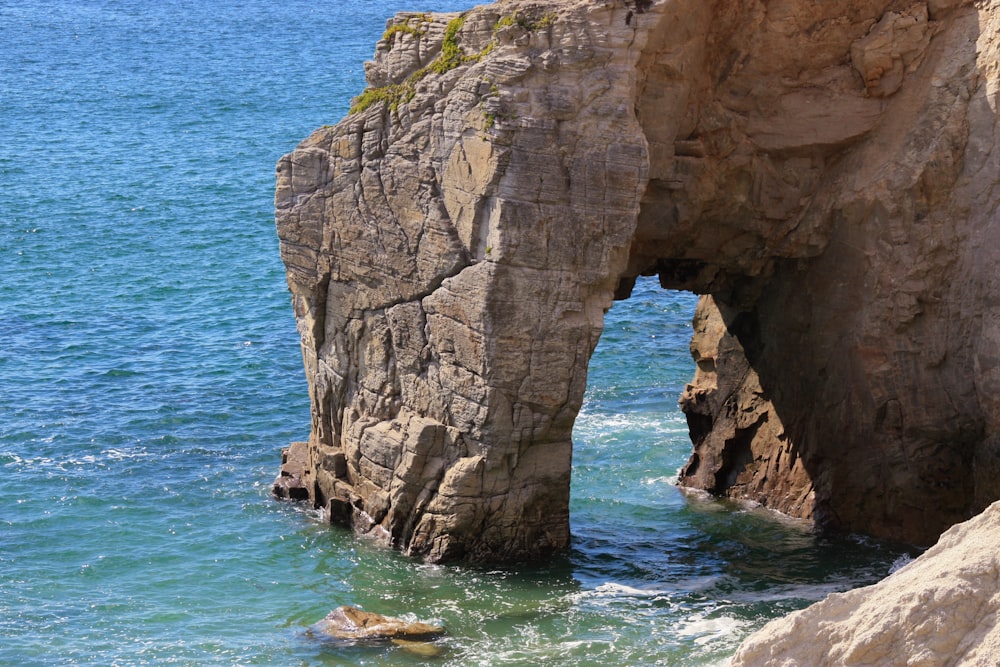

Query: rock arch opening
[{"left": 572, "top": 278, "right": 699, "bottom": 527}]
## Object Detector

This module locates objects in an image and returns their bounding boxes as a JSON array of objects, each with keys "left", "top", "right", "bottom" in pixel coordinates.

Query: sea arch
[{"left": 274, "top": 0, "right": 996, "bottom": 562}]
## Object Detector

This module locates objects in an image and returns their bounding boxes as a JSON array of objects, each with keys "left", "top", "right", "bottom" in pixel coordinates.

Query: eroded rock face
[
  {"left": 275, "top": 0, "right": 1000, "bottom": 561},
  {"left": 276, "top": 0, "right": 650, "bottom": 562},
  {"left": 674, "top": 0, "right": 1000, "bottom": 546},
  {"left": 730, "top": 500, "right": 1000, "bottom": 666}
]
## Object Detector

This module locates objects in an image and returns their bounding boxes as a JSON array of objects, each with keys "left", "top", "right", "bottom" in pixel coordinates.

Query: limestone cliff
[
  {"left": 730, "top": 499, "right": 1000, "bottom": 666},
  {"left": 275, "top": 0, "right": 1000, "bottom": 561}
]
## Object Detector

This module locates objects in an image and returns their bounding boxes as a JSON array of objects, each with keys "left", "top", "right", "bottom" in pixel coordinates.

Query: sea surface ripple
[{"left": 0, "top": 1, "right": 914, "bottom": 665}]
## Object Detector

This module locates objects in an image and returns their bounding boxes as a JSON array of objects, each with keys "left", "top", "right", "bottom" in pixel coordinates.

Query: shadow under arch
[{"left": 603, "top": 0, "right": 995, "bottom": 549}]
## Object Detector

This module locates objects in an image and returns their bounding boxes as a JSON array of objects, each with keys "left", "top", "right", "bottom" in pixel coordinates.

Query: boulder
[
  {"left": 312, "top": 606, "right": 445, "bottom": 643},
  {"left": 271, "top": 441, "right": 310, "bottom": 501}
]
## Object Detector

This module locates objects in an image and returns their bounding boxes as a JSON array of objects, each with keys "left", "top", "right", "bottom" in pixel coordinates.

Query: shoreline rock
[
  {"left": 730, "top": 500, "right": 1000, "bottom": 666},
  {"left": 272, "top": 440, "right": 310, "bottom": 501}
]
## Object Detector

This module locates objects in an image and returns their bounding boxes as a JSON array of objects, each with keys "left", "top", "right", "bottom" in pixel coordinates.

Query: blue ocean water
[{"left": 0, "top": 1, "right": 914, "bottom": 665}]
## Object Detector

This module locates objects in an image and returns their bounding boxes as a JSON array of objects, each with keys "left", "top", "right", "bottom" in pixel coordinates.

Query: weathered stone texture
[
  {"left": 672, "top": 0, "right": 999, "bottom": 546},
  {"left": 276, "top": 1, "right": 651, "bottom": 562},
  {"left": 276, "top": 0, "right": 1000, "bottom": 561},
  {"left": 731, "top": 499, "right": 1000, "bottom": 666}
]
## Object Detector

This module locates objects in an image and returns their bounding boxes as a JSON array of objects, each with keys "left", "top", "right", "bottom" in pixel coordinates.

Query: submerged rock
[
  {"left": 391, "top": 638, "right": 446, "bottom": 658},
  {"left": 312, "top": 606, "right": 445, "bottom": 643},
  {"left": 731, "top": 500, "right": 1000, "bottom": 666}
]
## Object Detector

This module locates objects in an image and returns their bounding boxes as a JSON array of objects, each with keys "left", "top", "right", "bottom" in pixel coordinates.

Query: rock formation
[
  {"left": 275, "top": 0, "right": 1000, "bottom": 561},
  {"left": 273, "top": 440, "right": 310, "bottom": 500},
  {"left": 730, "top": 499, "right": 1000, "bottom": 666}
]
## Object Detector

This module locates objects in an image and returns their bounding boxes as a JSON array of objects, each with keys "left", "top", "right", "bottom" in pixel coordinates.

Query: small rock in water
[
  {"left": 313, "top": 605, "right": 445, "bottom": 643},
  {"left": 271, "top": 441, "right": 309, "bottom": 501}
]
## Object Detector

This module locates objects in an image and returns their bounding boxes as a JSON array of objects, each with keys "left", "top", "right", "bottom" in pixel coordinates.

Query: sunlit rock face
[
  {"left": 731, "top": 500, "right": 1000, "bottom": 667},
  {"left": 275, "top": 0, "right": 1000, "bottom": 562}
]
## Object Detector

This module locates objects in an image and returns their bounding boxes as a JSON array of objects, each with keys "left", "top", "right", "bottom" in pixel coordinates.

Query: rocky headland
[{"left": 274, "top": 0, "right": 1000, "bottom": 567}]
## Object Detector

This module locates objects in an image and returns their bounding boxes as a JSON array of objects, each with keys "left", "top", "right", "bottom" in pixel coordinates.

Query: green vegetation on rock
[
  {"left": 350, "top": 10, "right": 554, "bottom": 116},
  {"left": 382, "top": 14, "right": 431, "bottom": 51},
  {"left": 351, "top": 14, "right": 474, "bottom": 114},
  {"left": 493, "top": 10, "right": 556, "bottom": 33}
]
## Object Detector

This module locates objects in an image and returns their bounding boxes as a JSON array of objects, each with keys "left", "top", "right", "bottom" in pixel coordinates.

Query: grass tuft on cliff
[
  {"left": 381, "top": 14, "right": 431, "bottom": 51},
  {"left": 351, "top": 11, "right": 552, "bottom": 115}
]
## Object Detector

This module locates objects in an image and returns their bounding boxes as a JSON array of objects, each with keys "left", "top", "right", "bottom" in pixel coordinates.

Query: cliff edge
[{"left": 275, "top": 0, "right": 1000, "bottom": 562}]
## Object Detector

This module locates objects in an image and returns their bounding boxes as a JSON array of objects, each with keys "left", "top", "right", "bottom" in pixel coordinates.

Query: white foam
[
  {"left": 576, "top": 409, "right": 687, "bottom": 428},
  {"left": 584, "top": 582, "right": 667, "bottom": 598},
  {"left": 889, "top": 554, "right": 914, "bottom": 574},
  {"left": 641, "top": 475, "right": 675, "bottom": 486},
  {"left": 723, "top": 578, "right": 865, "bottom": 604},
  {"left": 675, "top": 613, "right": 751, "bottom": 646}
]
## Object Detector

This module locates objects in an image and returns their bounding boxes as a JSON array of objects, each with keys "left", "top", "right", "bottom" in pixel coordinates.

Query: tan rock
[
  {"left": 271, "top": 440, "right": 310, "bottom": 501},
  {"left": 275, "top": 0, "right": 1000, "bottom": 561},
  {"left": 850, "top": 4, "right": 932, "bottom": 97},
  {"left": 730, "top": 500, "right": 1000, "bottom": 666},
  {"left": 313, "top": 606, "right": 445, "bottom": 643}
]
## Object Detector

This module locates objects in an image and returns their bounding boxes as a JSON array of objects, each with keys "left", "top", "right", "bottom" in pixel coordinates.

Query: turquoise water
[{"left": 0, "top": 1, "right": 913, "bottom": 665}]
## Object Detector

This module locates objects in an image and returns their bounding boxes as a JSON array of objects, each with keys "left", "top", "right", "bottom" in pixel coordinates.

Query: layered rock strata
[{"left": 275, "top": 0, "right": 1000, "bottom": 561}]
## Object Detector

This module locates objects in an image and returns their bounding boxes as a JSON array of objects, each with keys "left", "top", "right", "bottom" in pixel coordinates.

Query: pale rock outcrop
[
  {"left": 730, "top": 499, "right": 1000, "bottom": 666},
  {"left": 275, "top": 0, "right": 1000, "bottom": 561}
]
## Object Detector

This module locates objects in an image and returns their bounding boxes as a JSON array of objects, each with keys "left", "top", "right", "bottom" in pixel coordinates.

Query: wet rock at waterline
[
  {"left": 311, "top": 606, "right": 445, "bottom": 644},
  {"left": 271, "top": 440, "right": 310, "bottom": 501},
  {"left": 275, "top": 0, "right": 1000, "bottom": 562}
]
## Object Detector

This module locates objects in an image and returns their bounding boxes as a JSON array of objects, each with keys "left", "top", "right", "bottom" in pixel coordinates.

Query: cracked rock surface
[{"left": 276, "top": 0, "right": 1000, "bottom": 562}]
